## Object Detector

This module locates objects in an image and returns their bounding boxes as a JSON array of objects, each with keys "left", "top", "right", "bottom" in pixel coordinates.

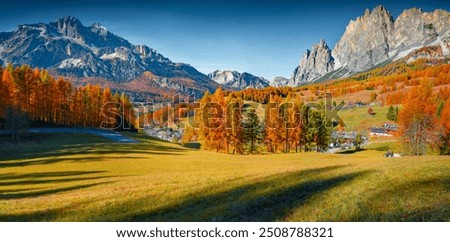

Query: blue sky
[{"left": 1, "top": 0, "right": 449, "bottom": 80}]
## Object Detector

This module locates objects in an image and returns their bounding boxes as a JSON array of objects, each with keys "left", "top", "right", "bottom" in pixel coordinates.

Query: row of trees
[
  {"left": 185, "top": 88, "right": 332, "bottom": 154},
  {"left": 0, "top": 64, "right": 135, "bottom": 131}
]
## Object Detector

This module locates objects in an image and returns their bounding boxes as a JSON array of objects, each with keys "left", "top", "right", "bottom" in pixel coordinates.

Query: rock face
[
  {"left": 0, "top": 16, "right": 215, "bottom": 91},
  {"left": 208, "top": 70, "right": 270, "bottom": 90},
  {"left": 289, "top": 6, "right": 450, "bottom": 86},
  {"left": 289, "top": 39, "right": 334, "bottom": 86},
  {"left": 332, "top": 6, "right": 394, "bottom": 71},
  {"left": 390, "top": 8, "right": 450, "bottom": 58}
]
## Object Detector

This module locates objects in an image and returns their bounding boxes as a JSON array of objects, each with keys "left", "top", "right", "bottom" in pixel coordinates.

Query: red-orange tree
[{"left": 398, "top": 82, "right": 439, "bottom": 155}]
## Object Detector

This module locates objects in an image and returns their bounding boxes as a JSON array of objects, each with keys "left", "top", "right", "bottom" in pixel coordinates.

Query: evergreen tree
[
  {"left": 243, "top": 108, "right": 263, "bottom": 154},
  {"left": 314, "top": 107, "right": 331, "bottom": 152},
  {"left": 353, "top": 132, "right": 364, "bottom": 151},
  {"left": 387, "top": 105, "right": 397, "bottom": 121}
]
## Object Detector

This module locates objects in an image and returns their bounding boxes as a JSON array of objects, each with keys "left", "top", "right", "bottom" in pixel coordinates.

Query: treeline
[
  {"left": 324, "top": 61, "right": 450, "bottom": 97},
  {"left": 304, "top": 61, "right": 450, "bottom": 102},
  {"left": 182, "top": 88, "right": 332, "bottom": 154},
  {"left": 0, "top": 64, "right": 135, "bottom": 130}
]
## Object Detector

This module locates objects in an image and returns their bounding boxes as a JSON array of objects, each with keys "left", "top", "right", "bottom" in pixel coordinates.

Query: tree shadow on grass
[
  {"left": 336, "top": 149, "right": 367, "bottom": 154},
  {"left": 0, "top": 196, "right": 106, "bottom": 222},
  {"left": 0, "top": 152, "right": 181, "bottom": 168},
  {"left": 0, "top": 170, "right": 113, "bottom": 200},
  {"left": 109, "top": 165, "right": 373, "bottom": 222},
  {"left": 0, "top": 133, "right": 186, "bottom": 168},
  {"left": 0, "top": 182, "right": 109, "bottom": 200}
]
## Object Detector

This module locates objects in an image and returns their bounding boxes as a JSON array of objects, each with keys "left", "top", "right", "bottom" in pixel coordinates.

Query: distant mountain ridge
[
  {"left": 0, "top": 16, "right": 218, "bottom": 98},
  {"left": 271, "top": 76, "right": 289, "bottom": 87},
  {"left": 290, "top": 6, "right": 450, "bottom": 86},
  {"left": 208, "top": 70, "right": 270, "bottom": 90}
]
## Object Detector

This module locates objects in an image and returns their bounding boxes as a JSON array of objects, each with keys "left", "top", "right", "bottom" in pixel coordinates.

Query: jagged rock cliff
[
  {"left": 290, "top": 6, "right": 450, "bottom": 87},
  {"left": 289, "top": 39, "right": 334, "bottom": 86},
  {"left": 332, "top": 5, "right": 394, "bottom": 71}
]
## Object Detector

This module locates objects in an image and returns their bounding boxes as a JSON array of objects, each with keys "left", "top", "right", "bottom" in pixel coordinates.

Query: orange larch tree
[{"left": 398, "top": 82, "right": 439, "bottom": 155}]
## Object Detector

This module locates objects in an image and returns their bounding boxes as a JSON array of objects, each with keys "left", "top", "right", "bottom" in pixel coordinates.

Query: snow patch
[
  {"left": 210, "top": 70, "right": 235, "bottom": 85},
  {"left": 100, "top": 51, "right": 128, "bottom": 61},
  {"left": 58, "top": 58, "right": 84, "bottom": 68}
]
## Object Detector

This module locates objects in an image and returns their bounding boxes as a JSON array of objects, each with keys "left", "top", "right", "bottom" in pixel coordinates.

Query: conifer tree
[{"left": 243, "top": 107, "right": 263, "bottom": 154}]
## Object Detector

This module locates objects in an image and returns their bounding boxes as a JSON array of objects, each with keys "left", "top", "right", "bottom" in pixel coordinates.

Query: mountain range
[
  {"left": 0, "top": 16, "right": 221, "bottom": 99},
  {"left": 290, "top": 6, "right": 450, "bottom": 86},
  {"left": 1, "top": 5, "right": 450, "bottom": 95}
]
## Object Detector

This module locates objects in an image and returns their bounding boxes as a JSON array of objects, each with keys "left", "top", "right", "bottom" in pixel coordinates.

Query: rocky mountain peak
[
  {"left": 332, "top": 5, "right": 394, "bottom": 71},
  {"left": 271, "top": 76, "right": 289, "bottom": 87},
  {"left": 90, "top": 22, "right": 108, "bottom": 36},
  {"left": 289, "top": 39, "right": 334, "bottom": 86},
  {"left": 54, "top": 16, "right": 83, "bottom": 30},
  {"left": 289, "top": 6, "right": 450, "bottom": 87},
  {"left": 50, "top": 16, "right": 86, "bottom": 41},
  {"left": 208, "top": 70, "right": 269, "bottom": 90}
]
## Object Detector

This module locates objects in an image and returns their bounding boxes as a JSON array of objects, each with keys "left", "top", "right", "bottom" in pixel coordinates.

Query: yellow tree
[
  {"left": 225, "top": 93, "right": 244, "bottom": 154},
  {"left": 264, "top": 94, "right": 283, "bottom": 153}
]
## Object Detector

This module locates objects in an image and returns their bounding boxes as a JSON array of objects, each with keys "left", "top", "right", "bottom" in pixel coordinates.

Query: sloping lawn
[{"left": 0, "top": 133, "right": 448, "bottom": 221}]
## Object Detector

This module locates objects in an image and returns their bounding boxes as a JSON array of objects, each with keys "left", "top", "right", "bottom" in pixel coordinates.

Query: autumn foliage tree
[
  {"left": 0, "top": 64, "right": 135, "bottom": 130},
  {"left": 398, "top": 82, "right": 439, "bottom": 155},
  {"left": 264, "top": 95, "right": 283, "bottom": 153}
]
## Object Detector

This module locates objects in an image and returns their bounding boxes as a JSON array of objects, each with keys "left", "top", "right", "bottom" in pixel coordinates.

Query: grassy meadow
[
  {"left": 338, "top": 104, "right": 399, "bottom": 131},
  {"left": 0, "top": 132, "right": 448, "bottom": 222}
]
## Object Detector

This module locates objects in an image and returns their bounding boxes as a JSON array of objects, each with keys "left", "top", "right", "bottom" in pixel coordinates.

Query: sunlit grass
[
  {"left": 0, "top": 133, "right": 448, "bottom": 221},
  {"left": 338, "top": 104, "right": 399, "bottom": 131}
]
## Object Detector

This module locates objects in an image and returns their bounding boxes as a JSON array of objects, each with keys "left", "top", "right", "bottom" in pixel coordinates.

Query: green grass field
[
  {"left": 338, "top": 104, "right": 398, "bottom": 131},
  {"left": 0, "top": 133, "right": 449, "bottom": 221}
]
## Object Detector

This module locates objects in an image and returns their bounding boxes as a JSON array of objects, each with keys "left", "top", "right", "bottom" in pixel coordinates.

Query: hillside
[{"left": 0, "top": 132, "right": 448, "bottom": 221}]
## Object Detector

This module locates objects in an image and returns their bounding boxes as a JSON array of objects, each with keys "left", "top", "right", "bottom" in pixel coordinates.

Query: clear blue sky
[{"left": 1, "top": 0, "right": 449, "bottom": 80}]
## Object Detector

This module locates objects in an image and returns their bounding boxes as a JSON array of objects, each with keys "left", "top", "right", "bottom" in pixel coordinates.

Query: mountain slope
[
  {"left": 290, "top": 6, "right": 450, "bottom": 86},
  {"left": 208, "top": 70, "right": 270, "bottom": 90},
  {"left": 0, "top": 16, "right": 217, "bottom": 97}
]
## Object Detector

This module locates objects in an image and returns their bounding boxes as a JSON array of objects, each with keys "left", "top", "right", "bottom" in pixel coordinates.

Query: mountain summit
[
  {"left": 289, "top": 39, "right": 334, "bottom": 85},
  {"left": 290, "top": 6, "right": 450, "bottom": 86}
]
